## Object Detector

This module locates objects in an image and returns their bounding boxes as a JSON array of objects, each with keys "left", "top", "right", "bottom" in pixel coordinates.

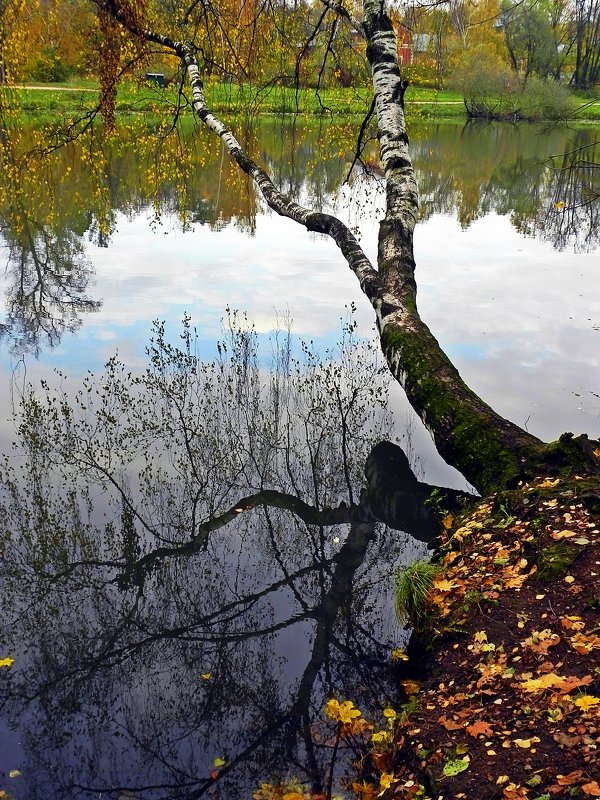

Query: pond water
[{"left": 0, "top": 116, "right": 599, "bottom": 799}]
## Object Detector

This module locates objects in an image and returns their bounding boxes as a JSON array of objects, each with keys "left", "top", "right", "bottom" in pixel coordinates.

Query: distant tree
[
  {"left": 571, "top": 0, "right": 600, "bottom": 87},
  {"left": 500, "top": 0, "right": 559, "bottom": 79}
]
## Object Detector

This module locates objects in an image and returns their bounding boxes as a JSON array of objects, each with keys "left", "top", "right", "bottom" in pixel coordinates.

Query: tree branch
[{"left": 95, "top": 1, "right": 597, "bottom": 496}]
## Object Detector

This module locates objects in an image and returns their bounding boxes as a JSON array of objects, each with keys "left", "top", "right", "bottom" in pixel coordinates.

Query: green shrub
[
  {"left": 451, "top": 47, "right": 573, "bottom": 120},
  {"left": 28, "top": 48, "right": 76, "bottom": 84},
  {"left": 515, "top": 76, "right": 572, "bottom": 119}
]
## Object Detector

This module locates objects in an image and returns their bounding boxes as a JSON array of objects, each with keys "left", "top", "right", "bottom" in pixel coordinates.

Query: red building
[{"left": 395, "top": 24, "right": 412, "bottom": 66}]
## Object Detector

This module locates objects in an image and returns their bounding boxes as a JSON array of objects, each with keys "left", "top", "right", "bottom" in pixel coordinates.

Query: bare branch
[{"left": 319, "top": 0, "right": 365, "bottom": 36}]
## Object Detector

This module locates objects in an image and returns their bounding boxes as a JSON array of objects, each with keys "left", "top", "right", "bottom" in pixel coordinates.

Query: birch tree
[{"left": 85, "top": 0, "right": 598, "bottom": 496}]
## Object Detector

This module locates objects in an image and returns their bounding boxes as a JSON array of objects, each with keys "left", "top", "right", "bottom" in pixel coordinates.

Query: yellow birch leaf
[
  {"left": 513, "top": 737, "right": 539, "bottom": 748},
  {"left": 378, "top": 772, "right": 395, "bottom": 795},
  {"left": 390, "top": 648, "right": 409, "bottom": 661},
  {"left": 434, "top": 579, "right": 457, "bottom": 592},
  {"left": 574, "top": 695, "right": 600, "bottom": 712}
]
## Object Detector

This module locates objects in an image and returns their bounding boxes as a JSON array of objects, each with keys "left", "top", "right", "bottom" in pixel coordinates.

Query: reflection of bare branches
[
  {"left": 540, "top": 145, "right": 600, "bottom": 251},
  {"left": 0, "top": 321, "right": 431, "bottom": 798},
  {"left": 409, "top": 122, "right": 599, "bottom": 251},
  {"left": 0, "top": 215, "right": 101, "bottom": 355}
]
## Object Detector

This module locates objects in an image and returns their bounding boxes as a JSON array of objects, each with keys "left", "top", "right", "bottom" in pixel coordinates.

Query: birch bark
[{"left": 93, "top": 0, "right": 599, "bottom": 495}]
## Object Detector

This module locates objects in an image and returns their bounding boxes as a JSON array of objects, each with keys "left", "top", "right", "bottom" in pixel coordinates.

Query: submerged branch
[{"left": 127, "top": 489, "right": 366, "bottom": 582}]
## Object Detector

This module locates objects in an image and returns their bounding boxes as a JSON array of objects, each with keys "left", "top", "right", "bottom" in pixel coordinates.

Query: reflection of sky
[
  {"left": 413, "top": 212, "right": 599, "bottom": 440},
  {"left": 1, "top": 184, "right": 599, "bottom": 486}
]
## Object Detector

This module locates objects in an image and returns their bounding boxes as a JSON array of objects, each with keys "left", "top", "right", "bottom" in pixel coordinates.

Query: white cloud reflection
[{"left": 1, "top": 185, "right": 599, "bottom": 485}]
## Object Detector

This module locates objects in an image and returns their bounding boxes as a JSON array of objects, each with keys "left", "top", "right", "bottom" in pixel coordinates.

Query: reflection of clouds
[
  {"left": 411, "top": 213, "right": 600, "bottom": 440},
  {"left": 415, "top": 213, "right": 599, "bottom": 345},
  {"left": 2, "top": 199, "right": 599, "bottom": 474},
  {"left": 1, "top": 132, "right": 599, "bottom": 477},
  {"left": 87, "top": 210, "right": 371, "bottom": 337}
]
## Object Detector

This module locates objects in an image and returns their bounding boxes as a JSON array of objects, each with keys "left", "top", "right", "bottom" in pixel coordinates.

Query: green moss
[
  {"left": 535, "top": 542, "right": 578, "bottom": 582},
  {"left": 541, "top": 433, "right": 600, "bottom": 477},
  {"left": 381, "top": 324, "right": 538, "bottom": 493}
]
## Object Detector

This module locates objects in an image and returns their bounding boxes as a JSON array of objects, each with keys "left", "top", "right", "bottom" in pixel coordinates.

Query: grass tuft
[{"left": 395, "top": 559, "right": 441, "bottom": 630}]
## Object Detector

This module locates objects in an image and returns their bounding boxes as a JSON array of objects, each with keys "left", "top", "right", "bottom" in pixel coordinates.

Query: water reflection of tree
[
  {"left": 411, "top": 122, "right": 599, "bottom": 252},
  {"left": 0, "top": 214, "right": 101, "bottom": 355},
  {"left": 1, "top": 318, "right": 450, "bottom": 798},
  {"left": 536, "top": 144, "right": 600, "bottom": 252},
  {"left": 0, "top": 122, "right": 102, "bottom": 355},
  {"left": 4, "top": 120, "right": 597, "bottom": 359}
]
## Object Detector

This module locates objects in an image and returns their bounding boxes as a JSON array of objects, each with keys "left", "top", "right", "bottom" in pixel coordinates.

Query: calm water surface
[{"left": 0, "top": 117, "right": 599, "bottom": 798}]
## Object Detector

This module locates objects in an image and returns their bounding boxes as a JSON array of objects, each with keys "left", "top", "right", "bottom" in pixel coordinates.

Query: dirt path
[{"left": 11, "top": 84, "right": 96, "bottom": 92}]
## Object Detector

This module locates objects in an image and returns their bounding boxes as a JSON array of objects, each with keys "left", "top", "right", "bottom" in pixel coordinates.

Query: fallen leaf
[
  {"left": 442, "top": 756, "right": 470, "bottom": 777},
  {"left": 539, "top": 477, "right": 560, "bottom": 487},
  {"left": 574, "top": 695, "right": 600, "bottom": 712},
  {"left": 551, "top": 529, "right": 575, "bottom": 540},
  {"left": 520, "top": 672, "right": 591, "bottom": 694},
  {"left": 522, "top": 629, "right": 561, "bottom": 655},
  {"left": 557, "top": 771, "right": 584, "bottom": 786},
  {"left": 400, "top": 680, "right": 420, "bottom": 695},
  {"left": 513, "top": 737, "right": 540, "bottom": 748},
  {"left": 557, "top": 674, "right": 593, "bottom": 693},
  {"left": 390, "top": 648, "right": 409, "bottom": 662},
  {"left": 503, "top": 784, "right": 529, "bottom": 799},
  {"left": 466, "top": 720, "right": 493, "bottom": 737},
  {"left": 433, "top": 579, "right": 457, "bottom": 592},
  {"left": 378, "top": 772, "right": 396, "bottom": 796},
  {"left": 352, "top": 781, "right": 377, "bottom": 800},
  {"left": 582, "top": 781, "right": 600, "bottom": 797},
  {"left": 324, "top": 698, "right": 362, "bottom": 725},
  {"left": 372, "top": 730, "right": 391, "bottom": 743},
  {"left": 0, "top": 657, "right": 15, "bottom": 668},
  {"left": 553, "top": 732, "right": 582, "bottom": 748},
  {"left": 570, "top": 632, "right": 600, "bottom": 654},
  {"left": 213, "top": 757, "right": 226, "bottom": 768},
  {"left": 438, "top": 715, "right": 463, "bottom": 731},
  {"left": 561, "top": 616, "right": 585, "bottom": 631}
]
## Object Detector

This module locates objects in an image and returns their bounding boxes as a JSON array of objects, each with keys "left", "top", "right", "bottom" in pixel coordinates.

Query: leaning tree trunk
[
  {"left": 354, "top": 0, "right": 547, "bottom": 493},
  {"left": 93, "top": 0, "right": 598, "bottom": 496}
]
